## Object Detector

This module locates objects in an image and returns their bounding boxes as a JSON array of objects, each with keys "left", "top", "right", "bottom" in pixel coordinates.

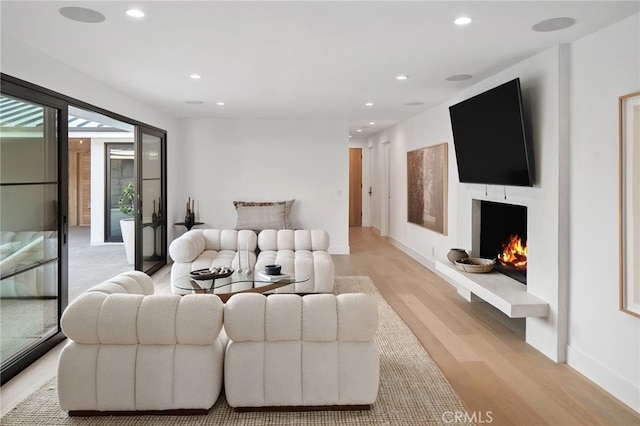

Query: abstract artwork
[
  {"left": 407, "top": 143, "right": 448, "bottom": 234},
  {"left": 619, "top": 91, "right": 640, "bottom": 318}
]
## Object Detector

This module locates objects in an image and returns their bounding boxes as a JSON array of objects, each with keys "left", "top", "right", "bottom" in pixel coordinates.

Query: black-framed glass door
[
  {"left": 1, "top": 73, "right": 168, "bottom": 381},
  {"left": 136, "top": 126, "right": 166, "bottom": 275},
  {"left": 0, "top": 81, "right": 67, "bottom": 384}
]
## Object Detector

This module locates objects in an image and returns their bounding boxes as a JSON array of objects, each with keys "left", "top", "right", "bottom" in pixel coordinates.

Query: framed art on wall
[
  {"left": 407, "top": 143, "right": 448, "bottom": 235},
  {"left": 619, "top": 91, "right": 640, "bottom": 318}
]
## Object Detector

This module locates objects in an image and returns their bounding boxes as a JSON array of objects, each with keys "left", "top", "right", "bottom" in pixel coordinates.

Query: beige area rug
[{"left": 1, "top": 276, "right": 472, "bottom": 425}]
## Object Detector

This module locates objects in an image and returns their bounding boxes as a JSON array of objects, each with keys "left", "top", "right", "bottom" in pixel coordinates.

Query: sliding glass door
[
  {"left": 137, "top": 126, "right": 165, "bottom": 274},
  {"left": 1, "top": 74, "right": 167, "bottom": 381},
  {"left": 0, "top": 83, "right": 67, "bottom": 384}
]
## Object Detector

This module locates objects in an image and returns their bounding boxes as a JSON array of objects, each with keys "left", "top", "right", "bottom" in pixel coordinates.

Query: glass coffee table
[{"left": 175, "top": 269, "right": 310, "bottom": 302}]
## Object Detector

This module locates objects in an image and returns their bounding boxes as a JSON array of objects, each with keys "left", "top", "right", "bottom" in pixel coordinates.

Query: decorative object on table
[
  {"left": 455, "top": 257, "right": 496, "bottom": 273},
  {"left": 184, "top": 196, "right": 196, "bottom": 228},
  {"left": 254, "top": 270, "right": 290, "bottom": 282},
  {"left": 446, "top": 248, "right": 469, "bottom": 264},
  {"left": 264, "top": 264, "right": 282, "bottom": 275},
  {"left": 174, "top": 220, "right": 204, "bottom": 231},
  {"left": 407, "top": 143, "right": 448, "bottom": 235},
  {"left": 189, "top": 267, "right": 234, "bottom": 281},
  {"left": 619, "top": 91, "right": 640, "bottom": 318}
]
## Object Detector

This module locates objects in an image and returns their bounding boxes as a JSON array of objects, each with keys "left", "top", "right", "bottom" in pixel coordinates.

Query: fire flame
[{"left": 498, "top": 234, "right": 527, "bottom": 270}]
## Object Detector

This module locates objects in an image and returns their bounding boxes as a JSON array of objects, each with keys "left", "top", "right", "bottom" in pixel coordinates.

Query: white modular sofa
[
  {"left": 224, "top": 292, "right": 380, "bottom": 409},
  {"left": 169, "top": 229, "right": 334, "bottom": 295},
  {"left": 57, "top": 271, "right": 226, "bottom": 415},
  {"left": 169, "top": 229, "right": 258, "bottom": 296},
  {"left": 254, "top": 229, "right": 334, "bottom": 293}
]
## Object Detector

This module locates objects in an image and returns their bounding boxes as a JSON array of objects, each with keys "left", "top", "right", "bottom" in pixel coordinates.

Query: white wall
[
  {"left": 568, "top": 14, "right": 640, "bottom": 412},
  {"left": 177, "top": 118, "right": 350, "bottom": 254},
  {"left": 367, "top": 45, "right": 569, "bottom": 362},
  {"left": 366, "top": 14, "right": 640, "bottom": 412}
]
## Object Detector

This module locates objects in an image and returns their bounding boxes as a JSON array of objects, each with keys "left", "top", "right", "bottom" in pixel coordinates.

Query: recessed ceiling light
[
  {"left": 396, "top": 75, "right": 409, "bottom": 80},
  {"left": 59, "top": 6, "right": 105, "bottom": 23},
  {"left": 190, "top": 74, "right": 202, "bottom": 80},
  {"left": 365, "top": 102, "right": 374, "bottom": 107},
  {"left": 126, "top": 9, "right": 145, "bottom": 18},
  {"left": 349, "top": 135, "right": 352, "bottom": 138},
  {"left": 184, "top": 100, "right": 204, "bottom": 105},
  {"left": 369, "top": 122, "right": 375, "bottom": 125},
  {"left": 446, "top": 74, "right": 473, "bottom": 82},
  {"left": 454, "top": 17, "right": 472, "bottom": 26},
  {"left": 405, "top": 101, "right": 424, "bottom": 106},
  {"left": 532, "top": 17, "right": 576, "bottom": 32},
  {"left": 357, "top": 129, "right": 363, "bottom": 133},
  {"left": 216, "top": 102, "right": 225, "bottom": 106}
]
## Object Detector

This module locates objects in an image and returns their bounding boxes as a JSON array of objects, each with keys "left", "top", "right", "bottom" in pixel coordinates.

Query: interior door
[
  {"left": 136, "top": 126, "right": 166, "bottom": 274},
  {"left": 349, "top": 148, "right": 362, "bottom": 227}
]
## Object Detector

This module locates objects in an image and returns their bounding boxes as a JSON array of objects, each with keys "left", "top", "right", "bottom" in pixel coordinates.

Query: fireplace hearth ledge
[{"left": 435, "top": 260, "right": 549, "bottom": 318}]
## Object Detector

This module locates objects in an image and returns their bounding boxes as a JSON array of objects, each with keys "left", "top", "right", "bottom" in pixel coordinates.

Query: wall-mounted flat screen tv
[{"left": 449, "top": 78, "right": 534, "bottom": 187}]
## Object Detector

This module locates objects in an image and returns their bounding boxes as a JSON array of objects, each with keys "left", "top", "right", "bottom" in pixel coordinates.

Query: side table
[{"left": 174, "top": 221, "right": 204, "bottom": 231}]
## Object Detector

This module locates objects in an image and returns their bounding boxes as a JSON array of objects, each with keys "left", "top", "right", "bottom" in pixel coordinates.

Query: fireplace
[{"left": 480, "top": 201, "right": 527, "bottom": 284}]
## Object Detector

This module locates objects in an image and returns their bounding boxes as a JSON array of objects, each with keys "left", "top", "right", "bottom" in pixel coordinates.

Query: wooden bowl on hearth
[{"left": 455, "top": 258, "right": 495, "bottom": 273}]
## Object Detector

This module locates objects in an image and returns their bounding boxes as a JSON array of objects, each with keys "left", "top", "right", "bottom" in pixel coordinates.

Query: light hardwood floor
[
  {"left": 1, "top": 228, "right": 638, "bottom": 424},
  {"left": 335, "top": 228, "right": 639, "bottom": 425}
]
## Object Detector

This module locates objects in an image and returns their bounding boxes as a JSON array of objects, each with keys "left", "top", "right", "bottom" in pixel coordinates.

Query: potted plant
[{"left": 118, "top": 183, "right": 135, "bottom": 265}]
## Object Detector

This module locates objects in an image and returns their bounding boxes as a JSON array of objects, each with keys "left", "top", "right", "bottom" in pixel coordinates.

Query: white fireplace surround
[{"left": 435, "top": 198, "right": 549, "bottom": 320}]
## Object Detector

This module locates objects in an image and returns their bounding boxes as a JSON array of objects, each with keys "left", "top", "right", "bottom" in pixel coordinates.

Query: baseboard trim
[
  {"left": 566, "top": 345, "right": 640, "bottom": 413},
  {"left": 329, "top": 245, "right": 350, "bottom": 255},
  {"left": 387, "top": 236, "right": 435, "bottom": 270}
]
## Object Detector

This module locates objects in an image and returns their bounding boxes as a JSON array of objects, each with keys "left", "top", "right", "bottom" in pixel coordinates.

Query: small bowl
[
  {"left": 264, "top": 264, "right": 282, "bottom": 275},
  {"left": 455, "top": 258, "right": 496, "bottom": 273}
]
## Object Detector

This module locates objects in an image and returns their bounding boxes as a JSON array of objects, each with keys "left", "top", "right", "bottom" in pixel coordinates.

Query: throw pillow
[{"left": 233, "top": 199, "right": 295, "bottom": 231}]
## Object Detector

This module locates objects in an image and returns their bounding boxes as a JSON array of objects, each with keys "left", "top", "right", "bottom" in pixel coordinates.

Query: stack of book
[{"left": 255, "top": 270, "right": 290, "bottom": 282}]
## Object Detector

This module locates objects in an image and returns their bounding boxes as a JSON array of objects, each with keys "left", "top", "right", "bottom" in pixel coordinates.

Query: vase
[{"left": 447, "top": 248, "right": 469, "bottom": 264}]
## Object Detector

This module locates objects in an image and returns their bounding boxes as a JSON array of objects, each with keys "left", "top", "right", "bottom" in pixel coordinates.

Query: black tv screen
[{"left": 449, "top": 78, "right": 534, "bottom": 186}]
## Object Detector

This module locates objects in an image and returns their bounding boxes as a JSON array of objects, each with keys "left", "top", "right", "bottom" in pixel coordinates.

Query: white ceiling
[{"left": 1, "top": 1, "right": 638, "bottom": 136}]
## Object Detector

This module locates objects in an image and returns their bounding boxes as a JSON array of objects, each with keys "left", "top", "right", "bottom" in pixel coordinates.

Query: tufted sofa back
[
  {"left": 57, "top": 271, "right": 226, "bottom": 413},
  {"left": 257, "top": 229, "right": 330, "bottom": 252},
  {"left": 223, "top": 292, "right": 379, "bottom": 408},
  {"left": 169, "top": 229, "right": 257, "bottom": 263}
]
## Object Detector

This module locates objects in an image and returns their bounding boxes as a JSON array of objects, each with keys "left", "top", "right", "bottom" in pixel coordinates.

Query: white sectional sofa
[
  {"left": 169, "top": 229, "right": 335, "bottom": 295},
  {"left": 169, "top": 229, "right": 258, "bottom": 295},
  {"left": 57, "top": 272, "right": 380, "bottom": 414},
  {"left": 224, "top": 292, "right": 380, "bottom": 409},
  {"left": 254, "top": 229, "right": 334, "bottom": 293},
  {"left": 57, "top": 271, "right": 226, "bottom": 414}
]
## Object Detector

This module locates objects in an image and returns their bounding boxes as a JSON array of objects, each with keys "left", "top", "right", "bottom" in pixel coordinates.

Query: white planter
[{"left": 120, "top": 218, "right": 135, "bottom": 265}]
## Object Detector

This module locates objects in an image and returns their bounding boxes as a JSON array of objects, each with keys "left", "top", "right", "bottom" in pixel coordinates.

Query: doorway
[
  {"left": 349, "top": 148, "right": 362, "bottom": 227},
  {"left": 381, "top": 141, "right": 391, "bottom": 237}
]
